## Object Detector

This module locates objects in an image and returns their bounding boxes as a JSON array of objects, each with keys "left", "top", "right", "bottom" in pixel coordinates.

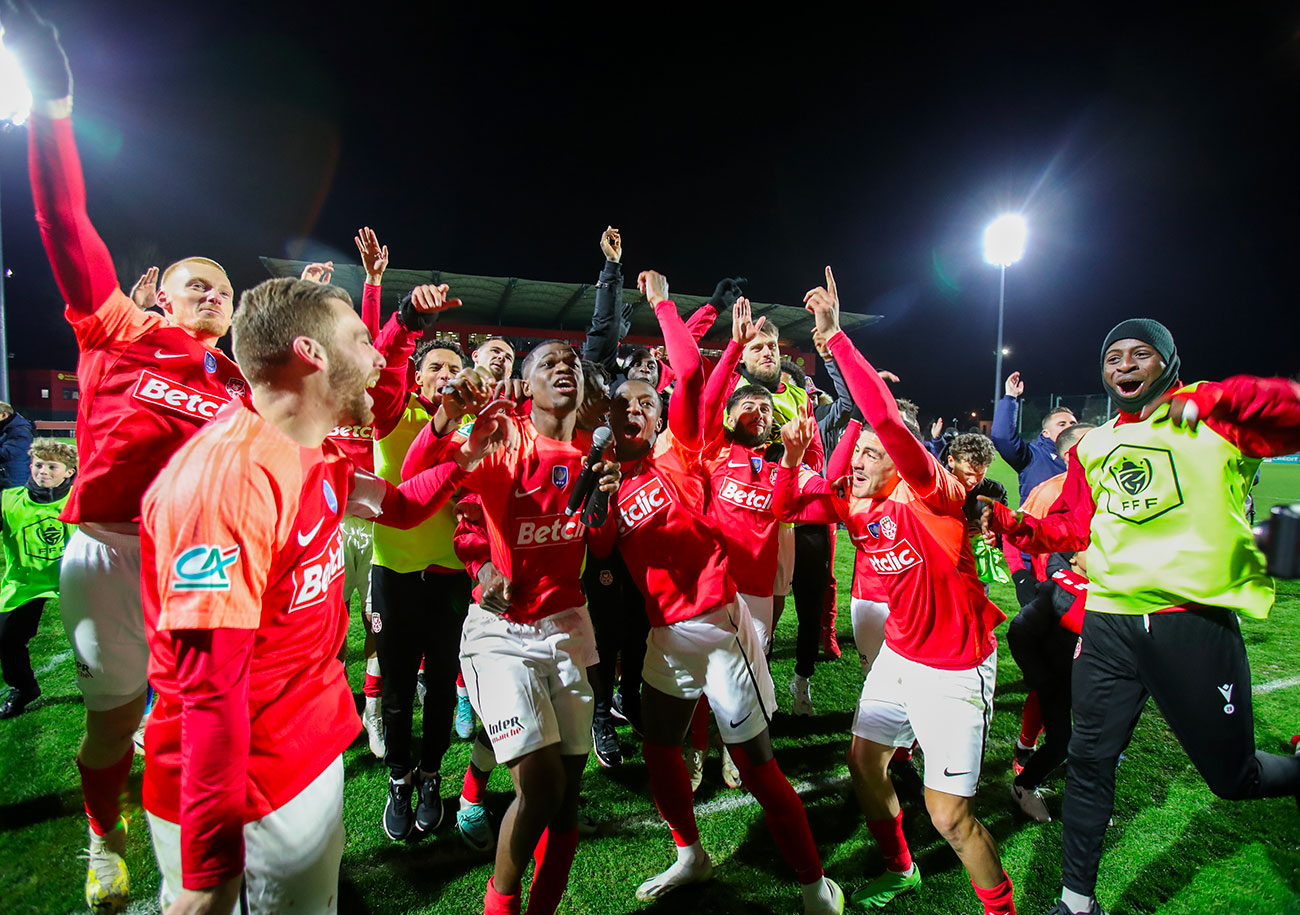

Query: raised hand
[
  {"left": 637, "top": 270, "right": 670, "bottom": 306},
  {"left": 779, "top": 415, "right": 818, "bottom": 468},
  {"left": 812, "top": 327, "right": 830, "bottom": 357},
  {"left": 931, "top": 417, "right": 944, "bottom": 439},
  {"left": 977, "top": 494, "right": 1024, "bottom": 536},
  {"left": 594, "top": 459, "right": 621, "bottom": 494},
  {"left": 354, "top": 227, "right": 389, "bottom": 283},
  {"left": 458, "top": 399, "right": 514, "bottom": 469},
  {"left": 708, "top": 277, "right": 747, "bottom": 310},
  {"left": 877, "top": 370, "right": 900, "bottom": 384},
  {"left": 129, "top": 266, "right": 159, "bottom": 311},
  {"left": 1005, "top": 371, "right": 1024, "bottom": 398},
  {"left": 732, "top": 296, "right": 767, "bottom": 345},
  {"left": 300, "top": 261, "right": 334, "bottom": 285},
  {"left": 803, "top": 265, "right": 841, "bottom": 338},
  {"left": 398, "top": 283, "right": 462, "bottom": 331},
  {"left": 600, "top": 226, "right": 622, "bottom": 263}
]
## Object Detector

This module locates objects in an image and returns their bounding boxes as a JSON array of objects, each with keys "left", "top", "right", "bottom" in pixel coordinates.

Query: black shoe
[
  {"left": 592, "top": 714, "right": 623, "bottom": 768},
  {"left": 1044, "top": 899, "right": 1108, "bottom": 915},
  {"left": 0, "top": 686, "right": 39, "bottom": 719},
  {"left": 610, "top": 691, "right": 643, "bottom": 735},
  {"left": 383, "top": 776, "right": 415, "bottom": 840},
  {"left": 414, "top": 772, "right": 444, "bottom": 833}
]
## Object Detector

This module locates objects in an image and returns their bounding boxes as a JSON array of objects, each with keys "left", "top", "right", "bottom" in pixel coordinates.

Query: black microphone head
[{"left": 592, "top": 426, "right": 613, "bottom": 451}]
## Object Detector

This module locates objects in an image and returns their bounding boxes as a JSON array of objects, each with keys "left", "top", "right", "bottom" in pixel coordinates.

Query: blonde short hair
[{"left": 30, "top": 439, "right": 77, "bottom": 469}]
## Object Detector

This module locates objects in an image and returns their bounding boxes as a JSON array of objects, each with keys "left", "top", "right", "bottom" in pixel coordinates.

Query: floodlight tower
[
  {"left": 983, "top": 214, "right": 1026, "bottom": 411},
  {"left": 0, "top": 33, "right": 33, "bottom": 401}
]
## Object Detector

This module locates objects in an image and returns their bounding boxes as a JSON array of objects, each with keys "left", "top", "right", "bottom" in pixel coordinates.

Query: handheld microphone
[{"left": 565, "top": 426, "right": 613, "bottom": 518}]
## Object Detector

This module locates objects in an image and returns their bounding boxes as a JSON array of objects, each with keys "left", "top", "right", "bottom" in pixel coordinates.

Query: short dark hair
[
  {"left": 414, "top": 338, "right": 467, "bottom": 371},
  {"left": 1055, "top": 422, "right": 1095, "bottom": 459},
  {"left": 780, "top": 360, "right": 806, "bottom": 389},
  {"left": 521, "top": 339, "right": 574, "bottom": 377},
  {"left": 1042, "top": 405, "right": 1076, "bottom": 429},
  {"left": 474, "top": 335, "right": 514, "bottom": 354},
  {"left": 726, "top": 383, "right": 774, "bottom": 414},
  {"left": 233, "top": 277, "right": 351, "bottom": 385},
  {"left": 948, "top": 433, "right": 996, "bottom": 467}
]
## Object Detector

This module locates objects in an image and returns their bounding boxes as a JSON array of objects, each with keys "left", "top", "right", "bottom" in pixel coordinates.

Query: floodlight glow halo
[
  {"left": 0, "top": 30, "right": 32, "bottom": 126},
  {"left": 983, "top": 213, "right": 1027, "bottom": 267}
]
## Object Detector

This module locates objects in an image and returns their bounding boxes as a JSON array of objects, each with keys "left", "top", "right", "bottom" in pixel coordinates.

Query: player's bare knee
[{"left": 925, "top": 795, "right": 972, "bottom": 843}]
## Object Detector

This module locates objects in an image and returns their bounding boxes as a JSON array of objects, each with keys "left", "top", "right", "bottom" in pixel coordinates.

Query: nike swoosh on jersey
[
  {"left": 514, "top": 485, "right": 543, "bottom": 498},
  {"left": 297, "top": 519, "right": 324, "bottom": 546},
  {"left": 154, "top": 350, "right": 188, "bottom": 359}
]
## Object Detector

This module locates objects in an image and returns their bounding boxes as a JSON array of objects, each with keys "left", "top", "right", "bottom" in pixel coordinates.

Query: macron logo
[
  {"left": 717, "top": 479, "right": 772, "bottom": 513},
  {"left": 134, "top": 370, "right": 227, "bottom": 422},
  {"left": 866, "top": 538, "right": 922, "bottom": 576},
  {"left": 617, "top": 479, "right": 670, "bottom": 534}
]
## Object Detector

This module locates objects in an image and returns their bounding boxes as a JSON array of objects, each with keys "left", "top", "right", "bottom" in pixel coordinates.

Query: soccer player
[
  {"left": 0, "top": 439, "right": 76, "bottom": 718},
  {"left": 140, "top": 275, "right": 479, "bottom": 914},
  {"left": 2, "top": 7, "right": 249, "bottom": 907},
  {"left": 780, "top": 267, "right": 1016, "bottom": 915},
  {"left": 401, "top": 341, "right": 619, "bottom": 915},
  {"left": 981, "top": 318, "right": 1300, "bottom": 915}
]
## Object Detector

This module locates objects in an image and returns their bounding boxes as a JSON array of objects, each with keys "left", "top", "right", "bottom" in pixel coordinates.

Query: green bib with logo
[
  {"left": 1074, "top": 383, "right": 1271, "bottom": 618},
  {"left": 372, "top": 396, "right": 464, "bottom": 574},
  {"left": 1, "top": 485, "right": 75, "bottom": 613}
]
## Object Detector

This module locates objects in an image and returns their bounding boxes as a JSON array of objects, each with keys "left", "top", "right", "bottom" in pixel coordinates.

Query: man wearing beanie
[{"left": 982, "top": 317, "right": 1300, "bottom": 915}]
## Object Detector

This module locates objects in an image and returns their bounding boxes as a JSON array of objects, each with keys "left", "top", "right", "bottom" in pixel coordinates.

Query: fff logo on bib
[{"left": 1100, "top": 444, "right": 1184, "bottom": 524}]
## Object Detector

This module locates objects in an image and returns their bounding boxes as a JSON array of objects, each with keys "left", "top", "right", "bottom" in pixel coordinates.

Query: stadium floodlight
[
  {"left": 0, "top": 34, "right": 31, "bottom": 126},
  {"left": 984, "top": 213, "right": 1027, "bottom": 410}
]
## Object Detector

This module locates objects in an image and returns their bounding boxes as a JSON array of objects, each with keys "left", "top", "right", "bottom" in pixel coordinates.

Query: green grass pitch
[{"left": 1, "top": 462, "right": 1298, "bottom": 913}]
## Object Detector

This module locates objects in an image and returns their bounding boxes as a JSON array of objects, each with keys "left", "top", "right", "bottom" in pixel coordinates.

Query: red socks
[
  {"left": 689, "top": 697, "right": 710, "bottom": 752},
  {"left": 484, "top": 876, "right": 520, "bottom": 915},
  {"left": 642, "top": 741, "right": 700, "bottom": 846},
  {"left": 729, "top": 746, "right": 823, "bottom": 885},
  {"left": 527, "top": 827, "right": 578, "bottom": 915},
  {"left": 363, "top": 672, "right": 383, "bottom": 699},
  {"left": 77, "top": 749, "right": 132, "bottom": 836},
  {"left": 462, "top": 761, "right": 490, "bottom": 805},
  {"left": 865, "top": 810, "right": 913, "bottom": 873},
  {"left": 1019, "top": 692, "right": 1043, "bottom": 747},
  {"left": 457, "top": 669, "right": 466, "bottom": 688},
  {"left": 973, "top": 870, "right": 1015, "bottom": 915}
]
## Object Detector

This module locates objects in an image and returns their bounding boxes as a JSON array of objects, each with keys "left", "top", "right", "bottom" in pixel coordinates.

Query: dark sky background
[{"left": 1, "top": 1, "right": 1297, "bottom": 423}]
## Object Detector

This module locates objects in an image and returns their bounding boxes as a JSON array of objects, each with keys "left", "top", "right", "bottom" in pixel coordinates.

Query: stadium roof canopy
[{"left": 260, "top": 258, "right": 880, "bottom": 347}]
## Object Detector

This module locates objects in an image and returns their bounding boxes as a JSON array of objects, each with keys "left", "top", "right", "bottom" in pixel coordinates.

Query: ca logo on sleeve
[
  {"left": 1099, "top": 444, "right": 1184, "bottom": 524},
  {"left": 171, "top": 545, "right": 241, "bottom": 591}
]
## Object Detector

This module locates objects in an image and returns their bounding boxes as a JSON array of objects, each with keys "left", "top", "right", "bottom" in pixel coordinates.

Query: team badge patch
[
  {"left": 322, "top": 479, "right": 338, "bottom": 513},
  {"left": 1074, "top": 637, "right": 1083, "bottom": 660},
  {"left": 552, "top": 466, "right": 569, "bottom": 489},
  {"left": 204, "top": 351, "right": 217, "bottom": 373},
  {"left": 171, "top": 544, "right": 240, "bottom": 592},
  {"left": 599, "top": 569, "right": 614, "bottom": 587},
  {"left": 866, "top": 521, "right": 882, "bottom": 539},
  {"left": 225, "top": 377, "right": 247, "bottom": 397},
  {"left": 371, "top": 614, "right": 383, "bottom": 633},
  {"left": 750, "top": 456, "right": 763, "bottom": 474},
  {"left": 1099, "top": 444, "right": 1183, "bottom": 524},
  {"left": 880, "top": 515, "right": 897, "bottom": 540}
]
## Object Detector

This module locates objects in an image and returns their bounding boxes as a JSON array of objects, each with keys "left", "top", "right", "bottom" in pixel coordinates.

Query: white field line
[
  {"left": 36, "top": 649, "right": 73, "bottom": 676},
  {"left": 1255, "top": 674, "right": 1300, "bottom": 695},
  {"left": 612, "top": 772, "right": 851, "bottom": 834}
]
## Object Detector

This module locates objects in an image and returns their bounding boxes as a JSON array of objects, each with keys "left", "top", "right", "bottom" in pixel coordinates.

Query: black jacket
[{"left": 0, "top": 413, "right": 34, "bottom": 489}]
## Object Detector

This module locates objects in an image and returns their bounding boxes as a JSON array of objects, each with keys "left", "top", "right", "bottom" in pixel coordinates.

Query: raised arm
[
  {"left": 815, "top": 334, "right": 858, "bottom": 448},
  {"left": 805, "top": 266, "right": 936, "bottom": 493},
  {"left": 982, "top": 446, "right": 1094, "bottom": 554},
  {"left": 641, "top": 269, "right": 707, "bottom": 449},
  {"left": 354, "top": 226, "right": 389, "bottom": 338},
  {"left": 698, "top": 297, "right": 765, "bottom": 447},
  {"left": 1161, "top": 375, "right": 1300, "bottom": 458},
  {"left": 827, "top": 418, "right": 862, "bottom": 481},
  {"left": 656, "top": 277, "right": 738, "bottom": 391},
  {"left": 991, "top": 373, "right": 1033, "bottom": 471},
  {"left": 582, "top": 227, "right": 627, "bottom": 372}
]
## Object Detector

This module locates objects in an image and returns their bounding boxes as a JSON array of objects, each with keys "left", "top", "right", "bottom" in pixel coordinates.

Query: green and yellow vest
[{"left": 2, "top": 485, "right": 75, "bottom": 613}]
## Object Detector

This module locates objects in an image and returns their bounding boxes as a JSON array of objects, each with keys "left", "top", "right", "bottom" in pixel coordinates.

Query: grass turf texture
[{"left": 0, "top": 461, "right": 1296, "bottom": 914}]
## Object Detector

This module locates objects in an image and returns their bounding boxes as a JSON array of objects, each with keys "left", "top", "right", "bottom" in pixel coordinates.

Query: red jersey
[
  {"left": 141, "top": 404, "right": 363, "bottom": 867},
  {"left": 323, "top": 282, "right": 387, "bottom": 472},
  {"left": 826, "top": 419, "right": 888, "bottom": 603},
  {"left": 608, "top": 443, "right": 736, "bottom": 627},
  {"left": 403, "top": 415, "right": 594, "bottom": 624},
  {"left": 28, "top": 114, "right": 245, "bottom": 525}
]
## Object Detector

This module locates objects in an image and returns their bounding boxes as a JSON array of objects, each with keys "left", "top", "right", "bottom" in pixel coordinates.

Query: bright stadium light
[
  {"left": 984, "top": 213, "right": 1027, "bottom": 411},
  {"left": 0, "top": 34, "right": 32, "bottom": 126}
]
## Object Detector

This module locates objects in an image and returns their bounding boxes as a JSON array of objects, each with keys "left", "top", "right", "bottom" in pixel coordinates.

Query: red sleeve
[
  {"left": 992, "top": 446, "right": 1094, "bottom": 554},
  {"left": 773, "top": 464, "right": 841, "bottom": 524},
  {"left": 655, "top": 300, "right": 706, "bottom": 450},
  {"left": 361, "top": 281, "right": 382, "bottom": 339},
  {"left": 452, "top": 495, "right": 491, "bottom": 580},
  {"left": 803, "top": 401, "right": 826, "bottom": 474},
  {"left": 372, "top": 463, "right": 468, "bottom": 529},
  {"left": 826, "top": 331, "right": 935, "bottom": 493},
  {"left": 28, "top": 115, "right": 120, "bottom": 319},
  {"left": 828, "top": 419, "right": 861, "bottom": 481},
  {"left": 370, "top": 313, "right": 419, "bottom": 439},
  {"left": 658, "top": 303, "right": 719, "bottom": 393},
  {"left": 400, "top": 419, "right": 461, "bottom": 480},
  {"left": 701, "top": 339, "right": 742, "bottom": 447},
  {"left": 1190, "top": 376, "right": 1300, "bottom": 459},
  {"left": 172, "top": 627, "right": 255, "bottom": 890}
]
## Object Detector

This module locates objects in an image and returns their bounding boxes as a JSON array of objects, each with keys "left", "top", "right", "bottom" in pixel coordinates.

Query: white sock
[
  {"left": 1061, "top": 887, "right": 1092, "bottom": 914},
  {"left": 456, "top": 683, "right": 469, "bottom": 698},
  {"left": 800, "top": 875, "right": 834, "bottom": 907},
  {"left": 891, "top": 863, "right": 916, "bottom": 878},
  {"left": 391, "top": 771, "right": 412, "bottom": 786},
  {"left": 1017, "top": 738, "right": 1035, "bottom": 751},
  {"left": 365, "top": 656, "right": 381, "bottom": 677}
]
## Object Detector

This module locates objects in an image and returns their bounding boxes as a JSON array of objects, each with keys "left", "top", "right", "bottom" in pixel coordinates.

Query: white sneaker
[
  {"left": 803, "top": 875, "right": 845, "bottom": 914},
  {"left": 635, "top": 844, "right": 713, "bottom": 900},
  {"left": 84, "top": 821, "right": 130, "bottom": 913},
  {"left": 685, "top": 746, "right": 706, "bottom": 793},
  {"left": 789, "top": 675, "right": 814, "bottom": 717},
  {"left": 132, "top": 719, "right": 146, "bottom": 757},
  {"left": 1011, "top": 783, "right": 1052, "bottom": 823},
  {"left": 363, "top": 696, "right": 386, "bottom": 759},
  {"left": 720, "top": 745, "right": 742, "bottom": 790}
]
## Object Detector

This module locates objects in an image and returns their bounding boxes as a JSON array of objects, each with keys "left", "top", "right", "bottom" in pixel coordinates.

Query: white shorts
[
  {"left": 460, "top": 604, "right": 597, "bottom": 764},
  {"left": 852, "top": 644, "right": 996, "bottom": 798},
  {"left": 642, "top": 601, "right": 776, "bottom": 745},
  {"left": 59, "top": 525, "right": 149, "bottom": 711},
  {"left": 148, "top": 755, "right": 345, "bottom": 914},
  {"left": 850, "top": 598, "right": 890, "bottom": 674},
  {"left": 339, "top": 515, "right": 373, "bottom": 613},
  {"left": 738, "top": 592, "right": 774, "bottom": 653},
  {"left": 773, "top": 525, "right": 796, "bottom": 598}
]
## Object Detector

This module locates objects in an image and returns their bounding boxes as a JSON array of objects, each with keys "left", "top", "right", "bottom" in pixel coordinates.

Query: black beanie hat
[{"left": 1099, "top": 318, "right": 1180, "bottom": 413}]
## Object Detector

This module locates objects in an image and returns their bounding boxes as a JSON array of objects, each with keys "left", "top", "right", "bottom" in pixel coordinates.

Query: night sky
[{"left": 1, "top": 1, "right": 1296, "bottom": 423}]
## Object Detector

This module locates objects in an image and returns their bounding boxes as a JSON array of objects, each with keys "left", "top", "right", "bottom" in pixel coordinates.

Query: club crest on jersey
[
  {"left": 750, "top": 456, "right": 763, "bottom": 474},
  {"left": 204, "top": 351, "right": 217, "bottom": 373},
  {"left": 866, "top": 521, "right": 882, "bottom": 539},
  {"left": 171, "top": 544, "right": 240, "bottom": 592},
  {"left": 880, "top": 515, "right": 897, "bottom": 540},
  {"left": 225, "top": 377, "right": 247, "bottom": 398},
  {"left": 552, "top": 466, "right": 569, "bottom": 489},
  {"left": 322, "top": 479, "right": 338, "bottom": 513}
]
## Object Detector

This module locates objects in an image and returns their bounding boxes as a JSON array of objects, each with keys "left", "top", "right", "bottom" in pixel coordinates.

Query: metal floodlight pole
[
  {"left": 993, "top": 263, "right": 1005, "bottom": 413},
  {"left": 0, "top": 169, "right": 9, "bottom": 402}
]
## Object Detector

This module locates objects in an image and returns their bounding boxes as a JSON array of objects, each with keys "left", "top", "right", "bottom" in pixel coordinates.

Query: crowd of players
[{"left": 3, "top": 4, "right": 1300, "bottom": 915}]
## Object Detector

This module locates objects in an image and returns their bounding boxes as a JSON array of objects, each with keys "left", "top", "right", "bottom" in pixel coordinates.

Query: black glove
[
  {"left": 1012, "top": 569, "right": 1038, "bottom": 608},
  {"left": 1, "top": 0, "right": 72, "bottom": 102},
  {"left": 397, "top": 291, "right": 440, "bottom": 332},
  {"left": 707, "top": 276, "right": 747, "bottom": 310}
]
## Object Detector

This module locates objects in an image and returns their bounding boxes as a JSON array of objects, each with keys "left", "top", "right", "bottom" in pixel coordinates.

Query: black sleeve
[{"left": 582, "top": 260, "right": 626, "bottom": 373}]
